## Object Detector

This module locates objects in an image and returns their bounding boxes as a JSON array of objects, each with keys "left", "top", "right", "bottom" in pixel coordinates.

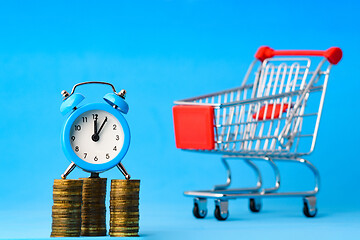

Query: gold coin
[
  {"left": 110, "top": 185, "right": 140, "bottom": 189},
  {"left": 53, "top": 192, "right": 82, "bottom": 197},
  {"left": 50, "top": 233, "right": 80, "bottom": 237},
  {"left": 110, "top": 187, "right": 139, "bottom": 191},
  {"left": 110, "top": 189, "right": 140, "bottom": 194},
  {"left": 109, "top": 221, "right": 139, "bottom": 225},
  {"left": 81, "top": 203, "right": 106, "bottom": 207},
  {"left": 53, "top": 202, "right": 82, "bottom": 207},
  {"left": 53, "top": 187, "right": 82, "bottom": 192},
  {"left": 109, "top": 205, "right": 139, "bottom": 209},
  {"left": 82, "top": 200, "right": 105, "bottom": 203},
  {"left": 109, "top": 209, "right": 139, "bottom": 213},
  {"left": 54, "top": 179, "right": 83, "bottom": 184},
  {"left": 110, "top": 228, "right": 139, "bottom": 232},
  {"left": 81, "top": 226, "right": 106, "bottom": 229},
  {"left": 81, "top": 211, "right": 106, "bottom": 215},
  {"left": 53, "top": 200, "right": 82, "bottom": 205},
  {"left": 110, "top": 217, "right": 140, "bottom": 224},
  {"left": 51, "top": 227, "right": 81, "bottom": 231},
  {"left": 52, "top": 214, "right": 81, "bottom": 219},
  {"left": 52, "top": 217, "right": 81, "bottom": 222},
  {"left": 111, "top": 179, "right": 140, "bottom": 184},
  {"left": 109, "top": 201, "right": 139, "bottom": 205},
  {"left": 53, "top": 194, "right": 82, "bottom": 198},
  {"left": 51, "top": 231, "right": 81, "bottom": 236},
  {"left": 82, "top": 186, "right": 106, "bottom": 189},
  {"left": 52, "top": 218, "right": 81, "bottom": 223},
  {"left": 110, "top": 210, "right": 139, "bottom": 214},
  {"left": 52, "top": 224, "right": 81, "bottom": 229},
  {"left": 81, "top": 231, "right": 107, "bottom": 234},
  {"left": 109, "top": 204, "right": 139, "bottom": 208},
  {"left": 110, "top": 195, "right": 139, "bottom": 199},
  {"left": 109, "top": 232, "right": 139, "bottom": 237},
  {"left": 81, "top": 232, "right": 107, "bottom": 234},
  {"left": 81, "top": 220, "right": 106, "bottom": 225},
  {"left": 52, "top": 208, "right": 81, "bottom": 213},
  {"left": 82, "top": 194, "right": 106, "bottom": 197},
  {"left": 110, "top": 223, "right": 139, "bottom": 230}
]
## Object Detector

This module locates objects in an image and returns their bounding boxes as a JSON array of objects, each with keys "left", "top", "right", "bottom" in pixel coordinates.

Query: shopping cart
[{"left": 172, "top": 46, "right": 342, "bottom": 220}]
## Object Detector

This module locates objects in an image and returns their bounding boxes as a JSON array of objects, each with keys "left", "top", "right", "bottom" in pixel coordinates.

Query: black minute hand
[{"left": 97, "top": 117, "right": 108, "bottom": 135}]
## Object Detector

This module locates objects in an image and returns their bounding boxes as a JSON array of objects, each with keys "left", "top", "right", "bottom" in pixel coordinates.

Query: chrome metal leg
[
  {"left": 213, "top": 158, "right": 231, "bottom": 190},
  {"left": 117, "top": 163, "right": 131, "bottom": 180},
  {"left": 299, "top": 158, "right": 320, "bottom": 194},
  {"left": 213, "top": 158, "right": 262, "bottom": 192},
  {"left": 263, "top": 157, "right": 281, "bottom": 193},
  {"left": 61, "top": 162, "right": 76, "bottom": 179},
  {"left": 244, "top": 159, "right": 262, "bottom": 190}
]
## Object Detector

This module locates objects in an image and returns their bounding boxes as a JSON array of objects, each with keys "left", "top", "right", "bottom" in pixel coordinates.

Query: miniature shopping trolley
[{"left": 172, "top": 46, "right": 342, "bottom": 220}]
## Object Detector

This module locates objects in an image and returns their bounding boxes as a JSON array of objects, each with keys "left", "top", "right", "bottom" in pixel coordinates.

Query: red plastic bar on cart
[
  {"left": 173, "top": 105, "right": 215, "bottom": 150},
  {"left": 255, "top": 46, "right": 343, "bottom": 65}
]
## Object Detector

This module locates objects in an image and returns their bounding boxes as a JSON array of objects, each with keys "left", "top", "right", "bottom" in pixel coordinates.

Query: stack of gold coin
[
  {"left": 80, "top": 177, "right": 107, "bottom": 236},
  {"left": 51, "top": 179, "right": 83, "bottom": 237},
  {"left": 109, "top": 179, "right": 140, "bottom": 237}
]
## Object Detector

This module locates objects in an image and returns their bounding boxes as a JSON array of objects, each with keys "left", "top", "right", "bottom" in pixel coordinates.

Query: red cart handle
[{"left": 255, "top": 46, "right": 342, "bottom": 65}]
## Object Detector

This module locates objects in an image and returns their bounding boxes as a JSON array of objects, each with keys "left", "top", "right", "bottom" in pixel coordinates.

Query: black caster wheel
[
  {"left": 303, "top": 202, "right": 317, "bottom": 218},
  {"left": 249, "top": 198, "right": 261, "bottom": 213},
  {"left": 193, "top": 203, "right": 207, "bottom": 219},
  {"left": 214, "top": 205, "right": 229, "bottom": 221}
]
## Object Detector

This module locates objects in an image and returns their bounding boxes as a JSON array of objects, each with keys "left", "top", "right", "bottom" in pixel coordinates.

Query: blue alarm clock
[{"left": 59, "top": 82, "right": 131, "bottom": 180}]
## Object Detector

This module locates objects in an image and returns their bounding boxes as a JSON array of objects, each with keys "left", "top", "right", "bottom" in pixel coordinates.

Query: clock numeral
[
  {"left": 74, "top": 125, "right": 81, "bottom": 131},
  {"left": 92, "top": 114, "right": 98, "bottom": 120},
  {"left": 113, "top": 146, "right": 117, "bottom": 151},
  {"left": 82, "top": 117, "right": 87, "bottom": 123},
  {"left": 84, "top": 153, "right": 87, "bottom": 159},
  {"left": 75, "top": 146, "right": 79, "bottom": 152},
  {"left": 94, "top": 156, "right": 98, "bottom": 161},
  {"left": 113, "top": 124, "right": 117, "bottom": 130},
  {"left": 71, "top": 136, "right": 75, "bottom": 141},
  {"left": 106, "top": 153, "right": 110, "bottom": 159},
  {"left": 116, "top": 135, "right": 119, "bottom": 141}
]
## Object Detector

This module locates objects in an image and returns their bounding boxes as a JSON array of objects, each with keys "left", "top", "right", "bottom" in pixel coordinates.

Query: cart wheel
[
  {"left": 193, "top": 202, "right": 207, "bottom": 219},
  {"left": 214, "top": 205, "right": 228, "bottom": 221},
  {"left": 303, "top": 196, "right": 317, "bottom": 218},
  {"left": 303, "top": 202, "right": 317, "bottom": 218},
  {"left": 249, "top": 198, "right": 261, "bottom": 213}
]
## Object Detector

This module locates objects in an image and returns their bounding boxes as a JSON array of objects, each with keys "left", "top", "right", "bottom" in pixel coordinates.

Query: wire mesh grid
[{"left": 175, "top": 57, "right": 330, "bottom": 157}]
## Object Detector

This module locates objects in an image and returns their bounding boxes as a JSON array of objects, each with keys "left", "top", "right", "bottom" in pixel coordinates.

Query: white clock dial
[{"left": 69, "top": 110, "right": 125, "bottom": 164}]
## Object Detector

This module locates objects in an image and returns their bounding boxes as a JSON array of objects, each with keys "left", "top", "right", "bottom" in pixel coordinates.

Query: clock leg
[
  {"left": 61, "top": 162, "right": 76, "bottom": 179},
  {"left": 117, "top": 163, "right": 131, "bottom": 180}
]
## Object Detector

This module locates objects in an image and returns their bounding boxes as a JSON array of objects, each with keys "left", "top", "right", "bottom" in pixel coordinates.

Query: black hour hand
[{"left": 92, "top": 119, "right": 99, "bottom": 142}]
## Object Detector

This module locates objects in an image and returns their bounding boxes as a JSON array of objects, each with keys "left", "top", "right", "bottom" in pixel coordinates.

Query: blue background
[{"left": 0, "top": 0, "right": 359, "bottom": 239}]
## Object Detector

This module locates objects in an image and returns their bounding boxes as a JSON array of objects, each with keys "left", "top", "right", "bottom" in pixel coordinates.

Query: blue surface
[
  {"left": 0, "top": 0, "right": 359, "bottom": 239},
  {"left": 61, "top": 103, "right": 131, "bottom": 172}
]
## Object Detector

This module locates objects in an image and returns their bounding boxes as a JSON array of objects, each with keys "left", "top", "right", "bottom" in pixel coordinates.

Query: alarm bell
[
  {"left": 103, "top": 92, "right": 129, "bottom": 114},
  {"left": 60, "top": 93, "right": 85, "bottom": 115}
]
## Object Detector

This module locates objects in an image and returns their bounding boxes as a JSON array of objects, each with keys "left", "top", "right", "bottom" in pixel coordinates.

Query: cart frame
[{"left": 172, "top": 46, "right": 342, "bottom": 220}]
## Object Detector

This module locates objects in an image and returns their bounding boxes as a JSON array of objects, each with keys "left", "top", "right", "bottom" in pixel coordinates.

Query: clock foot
[
  {"left": 90, "top": 172, "right": 100, "bottom": 178},
  {"left": 61, "top": 162, "right": 76, "bottom": 179},
  {"left": 117, "top": 163, "right": 131, "bottom": 180}
]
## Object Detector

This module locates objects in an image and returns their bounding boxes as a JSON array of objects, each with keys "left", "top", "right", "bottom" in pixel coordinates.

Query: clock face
[{"left": 69, "top": 110, "right": 125, "bottom": 164}]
